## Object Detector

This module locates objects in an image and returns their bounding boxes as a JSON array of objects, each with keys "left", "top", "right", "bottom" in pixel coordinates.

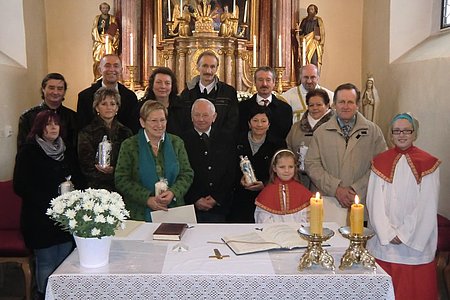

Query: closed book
[{"left": 153, "top": 223, "right": 188, "bottom": 241}]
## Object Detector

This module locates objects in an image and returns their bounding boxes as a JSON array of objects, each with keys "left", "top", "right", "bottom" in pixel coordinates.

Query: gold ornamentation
[
  {"left": 338, "top": 226, "right": 377, "bottom": 271},
  {"left": 298, "top": 227, "right": 335, "bottom": 271},
  {"left": 193, "top": 0, "right": 218, "bottom": 33}
]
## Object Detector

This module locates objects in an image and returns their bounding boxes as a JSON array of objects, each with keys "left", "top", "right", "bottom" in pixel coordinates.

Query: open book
[{"left": 222, "top": 224, "right": 308, "bottom": 255}]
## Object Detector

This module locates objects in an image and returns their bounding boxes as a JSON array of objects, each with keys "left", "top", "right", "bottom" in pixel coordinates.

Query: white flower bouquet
[
  {"left": 46, "top": 188, "right": 130, "bottom": 238},
  {"left": 237, "top": 91, "right": 253, "bottom": 102}
]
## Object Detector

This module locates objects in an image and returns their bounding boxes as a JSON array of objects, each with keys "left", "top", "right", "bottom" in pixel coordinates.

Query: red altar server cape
[
  {"left": 255, "top": 177, "right": 312, "bottom": 215},
  {"left": 371, "top": 146, "right": 440, "bottom": 184}
]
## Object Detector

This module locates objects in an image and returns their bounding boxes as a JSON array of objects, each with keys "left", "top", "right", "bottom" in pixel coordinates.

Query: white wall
[
  {"left": 363, "top": 0, "right": 450, "bottom": 218},
  {"left": 0, "top": 0, "right": 47, "bottom": 181}
]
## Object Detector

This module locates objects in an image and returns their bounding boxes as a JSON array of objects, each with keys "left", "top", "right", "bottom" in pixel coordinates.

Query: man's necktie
[
  {"left": 262, "top": 99, "right": 269, "bottom": 107},
  {"left": 342, "top": 125, "right": 351, "bottom": 142},
  {"left": 203, "top": 88, "right": 208, "bottom": 97},
  {"left": 201, "top": 132, "right": 210, "bottom": 149}
]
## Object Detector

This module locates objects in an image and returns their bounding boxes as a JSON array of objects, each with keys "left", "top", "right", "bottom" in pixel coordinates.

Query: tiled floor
[{"left": 0, "top": 263, "right": 27, "bottom": 300}]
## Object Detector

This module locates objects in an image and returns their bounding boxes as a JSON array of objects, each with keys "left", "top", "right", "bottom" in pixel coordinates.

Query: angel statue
[{"left": 361, "top": 76, "right": 380, "bottom": 123}]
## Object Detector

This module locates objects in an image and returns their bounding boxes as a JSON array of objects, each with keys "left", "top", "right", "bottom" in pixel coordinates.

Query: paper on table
[
  {"left": 151, "top": 204, "right": 197, "bottom": 224},
  {"left": 114, "top": 220, "right": 143, "bottom": 238}
]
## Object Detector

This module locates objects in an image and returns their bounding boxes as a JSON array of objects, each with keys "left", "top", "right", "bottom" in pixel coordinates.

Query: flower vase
[{"left": 73, "top": 235, "right": 112, "bottom": 268}]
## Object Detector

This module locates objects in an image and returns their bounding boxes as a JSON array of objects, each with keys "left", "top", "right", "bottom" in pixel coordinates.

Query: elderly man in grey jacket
[{"left": 305, "top": 83, "right": 386, "bottom": 226}]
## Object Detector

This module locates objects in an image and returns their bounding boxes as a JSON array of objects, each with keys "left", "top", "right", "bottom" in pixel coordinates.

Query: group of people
[{"left": 13, "top": 49, "right": 440, "bottom": 299}]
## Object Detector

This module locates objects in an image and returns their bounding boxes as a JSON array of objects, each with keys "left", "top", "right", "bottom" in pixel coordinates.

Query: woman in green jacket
[{"left": 115, "top": 101, "right": 193, "bottom": 221}]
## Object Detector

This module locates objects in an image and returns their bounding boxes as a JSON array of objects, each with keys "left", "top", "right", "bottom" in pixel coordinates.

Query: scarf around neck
[
  {"left": 138, "top": 129, "right": 179, "bottom": 221},
  {"left": 35, "top": 135, "right": 65, "bottom": 161}
]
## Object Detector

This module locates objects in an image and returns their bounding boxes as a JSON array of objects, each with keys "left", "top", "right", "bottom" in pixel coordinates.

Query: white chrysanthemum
[
  {"left": 106, "top": 215, "right": 115, "bottom": 224},
  {"left": 68, "top": 219, "right": 77, "bottom": 229},
  {"left": 65, "top": 209, "right": 76, "bottom": 219},
  {"left": 95, "top": 214, "right": 106, "bottom": 223},
  {"left": 91, "top": 228, "right": 101, "bottom": 236},
  {"left": 82, "top": 215, "right": 92, "bottom": 222}
]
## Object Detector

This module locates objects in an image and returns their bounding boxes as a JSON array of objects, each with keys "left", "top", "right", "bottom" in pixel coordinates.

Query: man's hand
[
  {"left": 195, "top": 196, "right": 216, "bottom": 211},
  {"left": 335, "top": 186, "right": 356, "bottom": 208},
  {"left": 241, "top": 176, "right": 264, "bottom": 191}
]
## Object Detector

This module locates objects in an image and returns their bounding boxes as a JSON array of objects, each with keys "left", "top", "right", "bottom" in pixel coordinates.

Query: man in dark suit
[
  {"left": 77, "top": 54, "right": 139, "bottom": 132},
  {"left": 181, "top": 98, "right": 235, "bottom": 223},
  {"left": 239, "top": 66, "right": 293, "bottom": 140},
  {"left": 178, "top": 50, "right": 239, "bottom": 141}
]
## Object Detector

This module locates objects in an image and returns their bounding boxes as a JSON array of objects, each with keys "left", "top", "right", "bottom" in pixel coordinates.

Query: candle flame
[
  {"left": 315, "top": 192, "right": 320, "bottom": 199},
  {"left": 354, "top": 195, "right": 360, "bottom": 205}
]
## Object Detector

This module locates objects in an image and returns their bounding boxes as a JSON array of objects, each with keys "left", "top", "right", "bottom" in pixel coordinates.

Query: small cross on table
[{"left": 208, "top": 248, "right": 230, "bottom": 259}]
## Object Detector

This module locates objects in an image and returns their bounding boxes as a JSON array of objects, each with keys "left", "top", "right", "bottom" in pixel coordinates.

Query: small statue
[
  {"left": 240, "top": 155, "right": 257, "bottom": 185},
  {"left": 219, "top": 5, "right": 233, "bottom": 37},
  {"left": 361, "top": 76, "right": 380, "bottom": 123},
  {"left": 91, "top": 2, "right": 120, "bottom": 81},
  {"left": 179, "top": 4, "right": 193, "bottom": 37}
]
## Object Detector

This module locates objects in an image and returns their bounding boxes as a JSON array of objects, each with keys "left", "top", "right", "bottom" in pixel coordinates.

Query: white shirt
[
  {"left": 366, "top": 155, "right": 440, "bottom": 265},
  {"left": 256, "top": 94, "right": 273, "bottom": 106}
]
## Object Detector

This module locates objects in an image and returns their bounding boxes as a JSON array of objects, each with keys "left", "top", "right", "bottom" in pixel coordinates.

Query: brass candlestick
[
  {"left": 250, "top": 66, "right": 257, "bottom": 93},
  {"left": 238, "top": 24, "right": 248, "bottom": 37},
  {"left": 127, "top": 65, "right": 137, "bottom": 91},
  {"left": 298, "top": 227, "right": 335, "bottom": 271},
  {"left": 338, "top": 226, "right": 377, "bottom": 271},
  {"left": 274, "top": 66, "right": 285, "bottom": 94}
]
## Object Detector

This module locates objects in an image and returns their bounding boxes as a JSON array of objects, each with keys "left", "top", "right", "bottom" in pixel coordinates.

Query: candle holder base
[
  {"left": 338, "top": 226, "right": 376, "bottom": 271},
  {"left": 274, "top": 67, "right": 285, "bottom": 94},
  {"left": 126, "top": 65, "right": 137, "bottom": 92},
  {"left": 297, "top": 227, "right": 335, "bottom": 271},
  {"left": 250, "top": 67, "right": 258, "bottom": 93},
  {"left": 237, "top": 24, "right": 248, "bottom": 38}
]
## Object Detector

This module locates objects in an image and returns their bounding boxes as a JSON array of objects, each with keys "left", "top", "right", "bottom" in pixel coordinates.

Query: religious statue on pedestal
[
  {"left": 91, "top": 2, "right": 120, "bottom": 81},
  {"left": 219, "top": 5, "right": 234, "bottom": 37},
  {"left": 361, "top": 76, "right": 380, "bottom": 123},
  {"left": 296, "top": 4, "right": 325, "bottom": 70}
]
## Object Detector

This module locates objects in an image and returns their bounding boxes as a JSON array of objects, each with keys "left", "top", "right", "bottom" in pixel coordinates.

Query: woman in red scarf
[{"left": 366, "top": 113, "right": 440, "bottom": 300}]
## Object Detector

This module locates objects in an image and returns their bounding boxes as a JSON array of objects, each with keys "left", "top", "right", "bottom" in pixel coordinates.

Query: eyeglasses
[{"left": 391, "top": 129, "right": 414, "bottom": 135}]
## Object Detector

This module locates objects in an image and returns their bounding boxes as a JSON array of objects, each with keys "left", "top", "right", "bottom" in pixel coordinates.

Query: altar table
[{"left": 46, "top": 222, "right": 394, "bottom": 299}]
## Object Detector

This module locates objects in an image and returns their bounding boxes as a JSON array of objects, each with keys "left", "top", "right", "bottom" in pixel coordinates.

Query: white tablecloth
[{"left": 46, "top": 222, "right": 394, "bottom": 299}]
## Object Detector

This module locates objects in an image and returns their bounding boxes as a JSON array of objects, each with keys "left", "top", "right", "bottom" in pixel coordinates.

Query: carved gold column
[
  {"left": 223, "top": 48, "right": 233, "bottom": 86},
  {"left": 177, "top": 49, "right": 187, "bottom": 92}
]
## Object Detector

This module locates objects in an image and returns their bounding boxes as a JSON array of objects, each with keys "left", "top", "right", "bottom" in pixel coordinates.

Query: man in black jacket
[
  {"left": 178, "top": 50, "right": 239, "bottom": 141},
  {"left": 77, "top": 54, "right": 139, "bottom": 133},
  {"left": 181, "top": 99, "right": 235, "bottom": 223},
  {"left": 239, "top": 66, "right": 293, "bottom": 140}
]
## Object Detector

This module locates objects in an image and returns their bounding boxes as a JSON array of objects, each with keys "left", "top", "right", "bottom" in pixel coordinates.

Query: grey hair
[{"left": 191, "top": 98, "right": 216, "bottom": 114}]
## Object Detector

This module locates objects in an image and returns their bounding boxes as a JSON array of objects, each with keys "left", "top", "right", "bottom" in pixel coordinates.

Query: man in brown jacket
[{"left": 305, "top": 83, "right": 386, "bottom": 226}]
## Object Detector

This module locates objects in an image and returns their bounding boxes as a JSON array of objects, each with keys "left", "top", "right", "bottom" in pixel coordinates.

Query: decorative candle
[
  {"left": 309, "top": 192, "right": 323, "bottom": 235},
  {"left": 180, "top": 0, "right": 183, "bottom": 12},
  {"left": 302, "top": 38, "right": 306, "bottom": 66},
  {"left": 105, "top": 35, "right": 110, "bottom": 54},
  {"left": 252, "top": 35, "right": 257, "bottom": 67},
  {"left": 350, "top": 195, "right": 364, "bottom": 235},
  {"left": 233, "top": 0, "right": 236, "bottom": 15},
  {"left": 129, "top": 33, "right": 133, "bottom": 65},
  {"left": 153, "top": 34, "right": 157, "bottom": 65},
  {"left": 168, "top": 0, "right": 171, "bottom": 21},
  {"left": 243, "top": 1, "right": 248, "bottom": 23},
  {"left": 278, "top": 35, "right": 282, "bottom": 67}
]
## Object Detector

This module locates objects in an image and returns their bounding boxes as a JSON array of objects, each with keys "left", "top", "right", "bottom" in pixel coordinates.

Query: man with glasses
[
  {"left": 305, "top": 83, "right": 386, "bottom": 226},
  {"left": 281, "top": 64, "right": 333, "bottom": 123}
]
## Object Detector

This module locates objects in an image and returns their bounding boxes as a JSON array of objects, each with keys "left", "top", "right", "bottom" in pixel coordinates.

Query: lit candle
[
  {"left": 350, "top": 195, "right": 364, "bottom": 235},
  {"left": 129, "top": 33, "right": 133, "bottom": 65},
  {"left": 309, "top": 192, "right": 323, "bottom": 235},
  {"left": 252, "top": 35, "right": 257, "bottom": 67},
  {"left": 243, "top": 1, "right": 248, "bottom": 23},
  {"left": 278, "top": 35, "right": 282, "bottom": 67},
  {"left": 168, "top": 0, "right": 171, "bottom": 21},
  {"left": 105, "top": 35, "right": 110, "bottom": 54},
  {"left": 302, "top": 38, "right": 306, "bottom": 66},
  {"left": 153, "top": 34, "right": 157, "bottom": 66}
]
